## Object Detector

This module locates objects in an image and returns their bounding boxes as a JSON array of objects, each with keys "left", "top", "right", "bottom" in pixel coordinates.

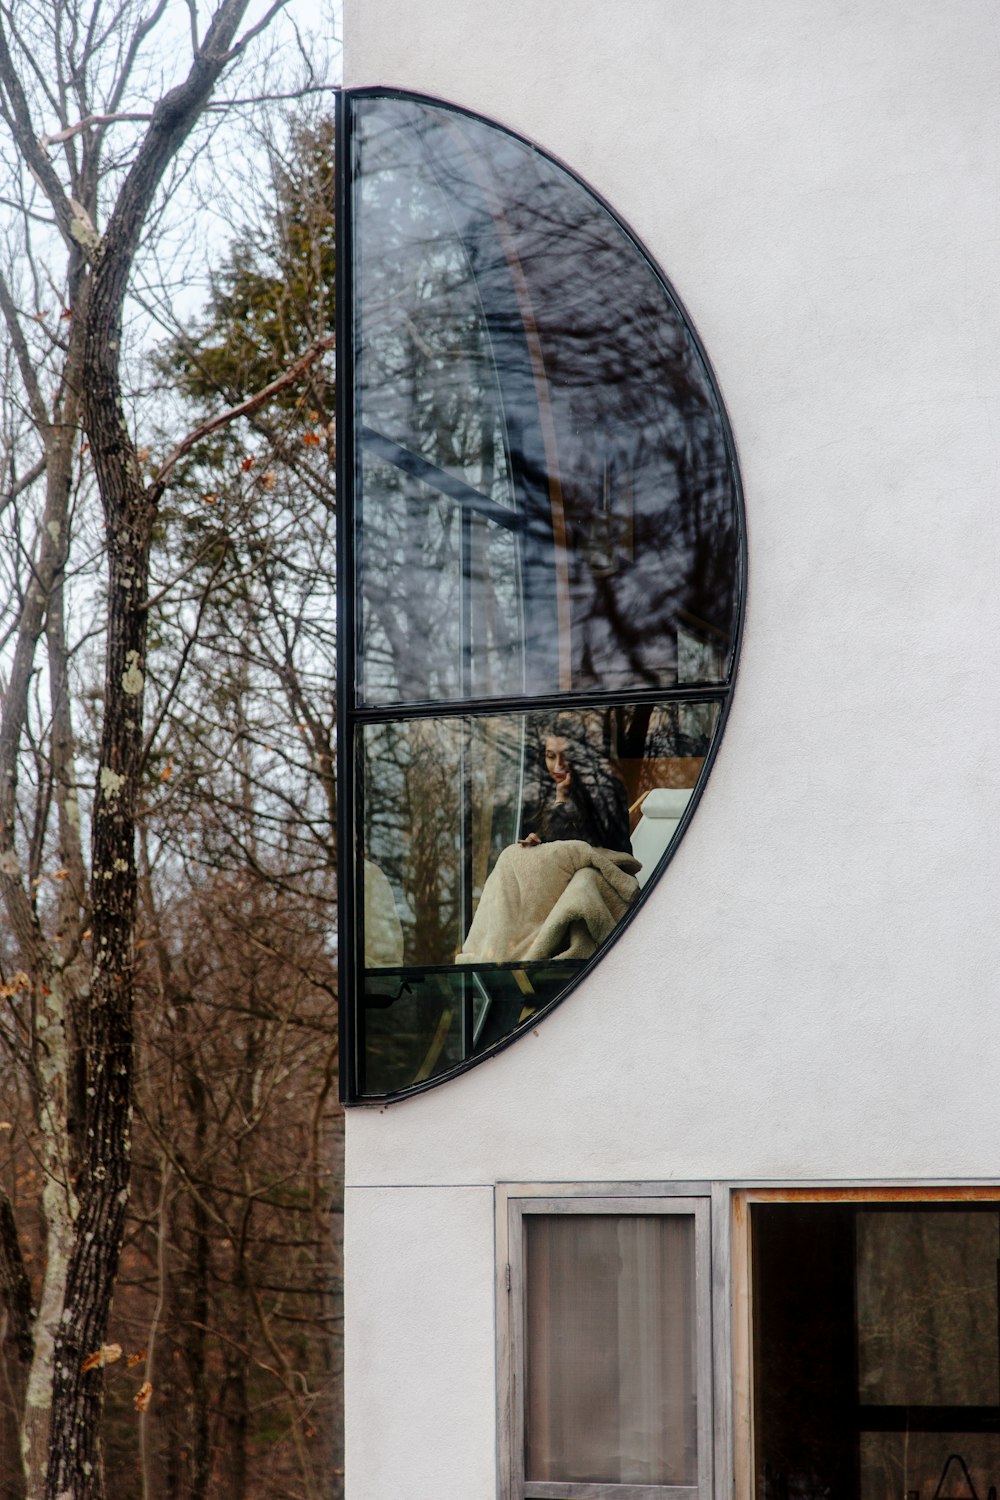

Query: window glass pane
[
  {"left": 356, "top": 702, "right": 718, "bottom": 1095},
  {"left": 861, "top": 1434, "right": 1000, "bottom": 1500},
  {"left": 355, "top": 98, "right": 516, "bottom": 497},
  {"left": 343, "top": 88, "right": 742, "bottom": 1100},
  {"left": 857, "top": 1210, "right": 1000, "bottom": 1407},
  {"left": 358, "top": 451, "right": 523, "bottom": 705},
  {"left": 753, "top": 1204, "right": 1000, "bottom": 1500},
  {"left": 354, "top": 97, "right": 524, "bottom": 706},
  {"left": 353, "top": 95, "right": 740, "bottom": 706},
  {"left": 524, "top": 1213, "right": 697, "bottom": 1486}
]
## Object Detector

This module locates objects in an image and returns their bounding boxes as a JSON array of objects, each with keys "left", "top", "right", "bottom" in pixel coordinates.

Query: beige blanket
[{"left": 458, "top": 840, "right": 641, "bottom": 963}]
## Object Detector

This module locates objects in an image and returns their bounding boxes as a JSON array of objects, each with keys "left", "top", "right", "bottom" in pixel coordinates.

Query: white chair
[{"left": 630, "top": 787, "right": 693, "bottom": 888}]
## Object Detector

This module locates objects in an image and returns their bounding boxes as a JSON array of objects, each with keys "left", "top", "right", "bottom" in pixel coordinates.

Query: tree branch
[
  {"left": 1, "top": 454, "right": 47, "bottom": 514},
  {"left": 204, "top": 82, "right": 336, "bottom": 111},
  {"left": 148, "top": 332, "right": 334, "bottom": 497},
  {"left": 0, "top": 266, "right": 51, "bottom": 435},
  {"left": 228, "top": 0, "right": 293, "bottom": 63},
  {"left": 39, "top": 110, "right": 154, "bottom": 148},
  {"left": 0, "top": 19, "right": 91, "bottom": 259},
  {"left": 104, "top": 0, "right": 171, "bottom": 120}
]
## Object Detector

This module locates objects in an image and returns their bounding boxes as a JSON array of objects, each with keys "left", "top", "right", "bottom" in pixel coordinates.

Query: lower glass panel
[
  {"left": 860, "top": 1435, "right": 1000, "bottom": 1500},
  {"left": 360, "top": 961, "right": 583, "bottom": 1097},
  {"left": 356, "top": 699, "right": 720, "bottom": 1097}
]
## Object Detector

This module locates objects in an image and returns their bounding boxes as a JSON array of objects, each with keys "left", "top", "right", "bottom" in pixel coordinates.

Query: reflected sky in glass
[{"left": 354, "top": 95, "right": 739, "bottom": 707}]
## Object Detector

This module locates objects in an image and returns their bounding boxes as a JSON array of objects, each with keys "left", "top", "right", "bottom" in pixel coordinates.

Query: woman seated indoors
[
  {"left": 459, "top": 714, "right": 640, "bottom": 965},
  {"left": 518, "top": 715, "right": 632, "bottom": 856}
]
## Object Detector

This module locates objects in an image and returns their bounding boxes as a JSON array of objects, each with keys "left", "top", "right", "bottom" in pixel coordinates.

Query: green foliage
[
  {"left": 163, "top": 115, "right": 336, "bottom": 427},
  {"left": 144, "top": 108, "right": 339, "bottom": 898}
]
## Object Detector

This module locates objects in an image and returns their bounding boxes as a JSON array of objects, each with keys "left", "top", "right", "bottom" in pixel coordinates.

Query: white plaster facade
[{"left": 341, "top": 4, "right": 1000, "bottom": 1495}]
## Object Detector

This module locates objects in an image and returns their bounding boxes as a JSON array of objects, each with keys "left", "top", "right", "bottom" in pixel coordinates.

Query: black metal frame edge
[
  {"left": 854, "top": 1406, "right": 1000, "bottom": 1433},
  {"left": 338, "top": 85, "right": 749, "bottom": 1106},
  {"left": 353, "top": 683, "right": 729, "bottom": 727},
  {"left": 335, "top": 86, "right": 355, "bottom": 1105}
]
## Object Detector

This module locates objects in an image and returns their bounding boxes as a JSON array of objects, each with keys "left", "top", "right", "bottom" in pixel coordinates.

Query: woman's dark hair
[{"left": 523, "top": 712, "right": 631, "bottom": 853}]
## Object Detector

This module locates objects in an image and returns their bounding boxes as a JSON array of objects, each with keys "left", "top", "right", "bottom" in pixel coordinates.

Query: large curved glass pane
[
  {"left": 353, "top": 95, "right": 740, "bottom": 707},
  {"left": 342, "top": 89, "right": 743, "bottom": 1101},
  {"left": 355, "top": 98, "right": 525, "bottom": 705},
  {"left": 356, "top": 701, "right": 720, "bottom": 1097}
]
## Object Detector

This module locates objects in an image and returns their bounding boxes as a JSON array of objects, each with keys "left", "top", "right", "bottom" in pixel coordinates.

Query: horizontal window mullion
[
  {"left": 524, "top": 1483, "right": 701, "bottom": 1499},
  {"left": 517, "top": 1196, "right": 701, "bottom": 1217},
  {"left": 855, "top": 1404, "right": 1000, "bottom": 1432},
  {"left": 349, "top": 682, "right": 730, "bottom": 725}
]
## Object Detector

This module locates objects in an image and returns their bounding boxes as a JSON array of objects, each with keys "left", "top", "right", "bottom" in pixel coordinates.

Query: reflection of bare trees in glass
[
  {"left": 858, "top": 1211, "right": 1000, "bottom": 1500},
  {"left": 363, "top": 715, "right": 524, "bottom": 967},
  {"left": 858, "top": 1212, "right": 1000, "bottom": 1407},
  {"left": 402, "top": 720, "right": 462, "bottom": 963},
  {"left": 354, "top": 96, "right": 740, "bottom": 707},
  {"left": 357, "top": 104, "right": 521, "bottom": 706},
  {"left": 363, "top": 720, "right": 462, "bottom": 965}
]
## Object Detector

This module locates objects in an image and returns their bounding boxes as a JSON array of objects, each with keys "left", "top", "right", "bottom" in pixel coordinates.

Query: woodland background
[{"left": 0, "top": 3, "right": 343, "bottom": 1496}]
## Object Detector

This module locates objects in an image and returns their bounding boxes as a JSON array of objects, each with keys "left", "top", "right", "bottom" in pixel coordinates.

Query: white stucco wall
[{"left": 342, "top": 3, "right": 1000, "bottom": 1495}]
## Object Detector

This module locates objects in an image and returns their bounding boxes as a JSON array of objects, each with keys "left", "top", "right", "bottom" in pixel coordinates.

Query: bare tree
[{"left": 0, "top": 4, "right": 338, "bottom": 1496}]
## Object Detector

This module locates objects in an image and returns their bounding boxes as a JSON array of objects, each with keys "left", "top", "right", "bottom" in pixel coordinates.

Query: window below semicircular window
[{"left": 337, "top": 89, "right": 745, "bottom": 1102}]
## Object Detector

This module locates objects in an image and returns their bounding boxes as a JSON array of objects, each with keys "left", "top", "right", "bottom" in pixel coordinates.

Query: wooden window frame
[{"left": 730, "top": 1184, "right": 1000, "bottom": 1500}]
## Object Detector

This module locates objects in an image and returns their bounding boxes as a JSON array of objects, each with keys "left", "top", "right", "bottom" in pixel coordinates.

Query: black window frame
[{"left": 336, "top": 86, "right": 748, "bottom": 1105}]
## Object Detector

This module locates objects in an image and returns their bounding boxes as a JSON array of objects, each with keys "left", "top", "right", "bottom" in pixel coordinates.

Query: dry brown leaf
[
  {"left": 261, "top": 470, "right": 277, "bottom": 489},
  {"left": 81, "top": 1343, "right": 122, "bottom": 1373},
  {"left": 159, "top": 761, "right": 173, "bottom": 782},
  {"left": 52, "top": 867, "right": 69, "bottom": 880},
  {"left": 134, "top": 1381, "right": 153, "bottom": 1412},
  {"left": 127, "top": 1349, "right": 147, "bottom": 1369},
  {"left": 301, "top": 431, "right": 321, "bottom": 447}
]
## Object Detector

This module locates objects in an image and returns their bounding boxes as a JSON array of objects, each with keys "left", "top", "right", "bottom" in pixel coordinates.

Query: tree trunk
[
  {"left": 0, "top": 272, "right": 88, "bottom": 1500},
  {"left": 187, "top": 1076, "right": 211, "bottom": 1500},
  {"left": 43, "top": 262, "right": 149, "bottom": 1486},
  {"left": 39, "top": 9, "right": 256, "bottom": 1491}
]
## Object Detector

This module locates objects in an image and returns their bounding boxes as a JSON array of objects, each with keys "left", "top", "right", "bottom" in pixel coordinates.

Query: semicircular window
[{"left": 338, "top": 90, "right": 744, "bottom": 1102}]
